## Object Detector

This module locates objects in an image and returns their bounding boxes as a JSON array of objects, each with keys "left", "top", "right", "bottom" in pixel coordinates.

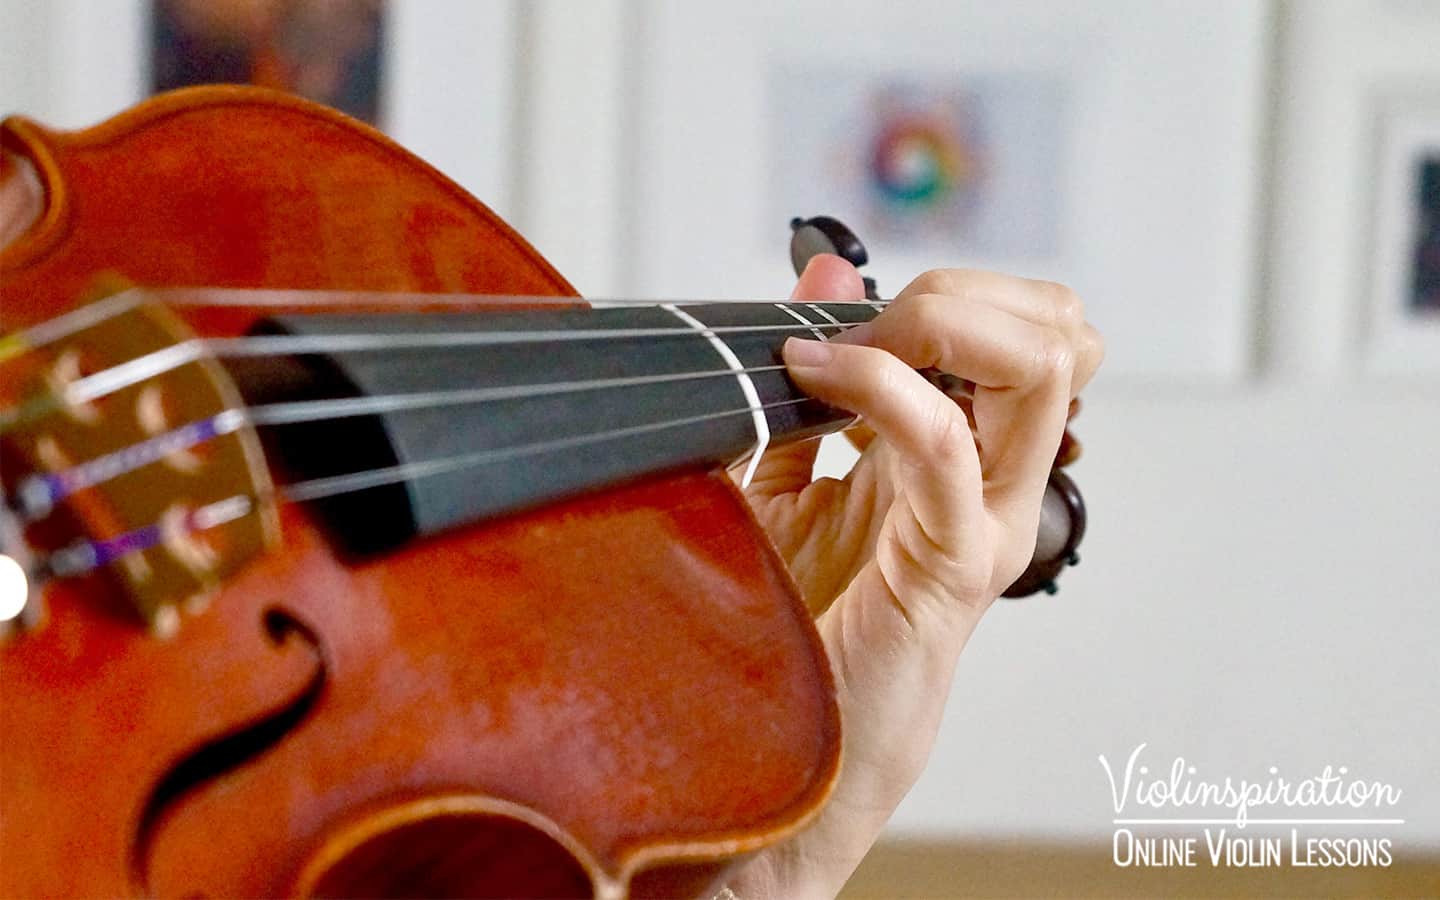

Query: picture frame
[
  {"left": 1366, "top": 95, "right": 1440, "bottom": 375},
  {"left": 10, "top": 0, "right": 517, "bottom": 220}
]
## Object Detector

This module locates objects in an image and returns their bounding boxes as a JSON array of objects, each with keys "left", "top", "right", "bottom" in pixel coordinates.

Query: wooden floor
[{"left": 841, "top": 839, "right": 1440, "bottom": 898}]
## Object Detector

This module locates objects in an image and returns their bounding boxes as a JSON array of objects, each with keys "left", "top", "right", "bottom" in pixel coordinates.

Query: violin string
[
  {"left": 42, "top": 495, "right": 254, "bottom": 580},
  {"left": 2, "top": 293, "right": 878, "bottom": 534},
  {"left": 248, "top": 363, "right": 796, "bottom": 425},
  {"left": 0, "top": 288, "right": 887, "bottom": 361},
  {"left": 0, "top": 291, "right": 146, "bottom": 364},
  {"left": 146, "top": 287, "right": 891, "bottom": 311},
  {"left": 12, "top": 361, "right": 796, "bottom": 518},
  {"left": 281, "top": 397, "right": 815, "bottom": 503},
  {"left": 46, "top": 320, "right": 862, "bottom": 413},
  {"left": 29, "top": 397, "right": 822, "bottom": 581}
]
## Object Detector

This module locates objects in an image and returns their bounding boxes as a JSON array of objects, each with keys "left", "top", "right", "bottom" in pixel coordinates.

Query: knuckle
[
  {"left": 901, "top": 268, "right": 968, "bottom": 299},
  {"left": 1036, "top": 279, "right": 1085, "bottom": 327},
  {"left": 884, "top": 293, "right": 951, "bottom": 366},
  {"left": 928, "top": 404, "right": 975, "bottom": 464},
  {"left": 1028, "top": 327, "right": 1076, "bottom": 385},
  {"left": 1083, "top": 322, "right": 1107, "bottom": 364},
  {"left": 910, "top": 293, "right": 952, "bottom": 333}
]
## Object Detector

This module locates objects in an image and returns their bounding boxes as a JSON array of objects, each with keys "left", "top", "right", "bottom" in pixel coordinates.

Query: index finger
[{"left": 891, "top": 269, "right": 1104, "bottom": 396}]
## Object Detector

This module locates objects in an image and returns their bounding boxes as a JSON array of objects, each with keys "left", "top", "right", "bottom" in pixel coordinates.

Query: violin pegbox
[{"left": 0, "top": 292, "right": 279, "bottom": 636}]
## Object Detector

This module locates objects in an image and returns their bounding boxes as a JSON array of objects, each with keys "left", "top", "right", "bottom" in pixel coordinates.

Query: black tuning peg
[{"left": 789, "top": 216, "right": 879, "bottom": 301}]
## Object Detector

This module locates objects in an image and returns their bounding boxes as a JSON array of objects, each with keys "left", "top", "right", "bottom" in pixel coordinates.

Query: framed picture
[
  {"left": 7, "top": 0, "right": 517, "bottom": 219},
  {"left": 1367, "top": 98, "right": 1440, "bottom": 375},
  {"left": 151, "top": 0, "right": 387, "bottom": 125},
  {"left": 146, "top": 0, "right": 519, "bottom": 215}
]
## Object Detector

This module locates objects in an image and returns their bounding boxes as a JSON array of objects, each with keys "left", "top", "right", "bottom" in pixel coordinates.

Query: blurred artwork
[
  {"left": 772, "top": 69, "right": 1067, "bottom": 259},
  {"left": 152, "top": 0, "right": 384, "bottom": 124},
  {"left": 1366, "top": 106, "right": 1440, "bottom": 373},
  {"left": 1411, "top": 156, "right": 1440, "bottom": 313}
]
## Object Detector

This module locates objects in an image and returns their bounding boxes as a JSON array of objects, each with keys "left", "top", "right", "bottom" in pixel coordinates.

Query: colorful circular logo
[{"left": 869, "top": 116, "right": 974, "bottom": 208}]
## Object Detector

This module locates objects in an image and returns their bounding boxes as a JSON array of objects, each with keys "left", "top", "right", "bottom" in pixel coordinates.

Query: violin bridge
[{"left": 0, "top": 288, "right": 279, "bottom": 633}]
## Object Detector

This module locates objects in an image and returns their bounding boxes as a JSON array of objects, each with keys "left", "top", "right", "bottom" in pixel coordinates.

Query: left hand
[{"left": 725, "top": 254, "right": 1103, "bottom": 899}]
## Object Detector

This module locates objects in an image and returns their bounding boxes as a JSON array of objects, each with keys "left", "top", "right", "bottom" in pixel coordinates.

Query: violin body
[{"left": 0, "top": 87, "right": 840, "bottom": 898}]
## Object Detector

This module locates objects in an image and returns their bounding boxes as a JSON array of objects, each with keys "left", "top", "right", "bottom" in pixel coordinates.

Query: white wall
[
  {"left": 519, "top": 0, "right": 1440, "bottom": 847},
  {"left": 888, "top": 382, "right": 1440, "bottom": 845},
  {"left": 0, "top": 0, "right": 146, "bottom": 129},
  {"left": 883, "top": 0, "right": 1440, "bottom": 846},
  {"left": 3, "top": 0, "right": 1436, "bottom": 848}
]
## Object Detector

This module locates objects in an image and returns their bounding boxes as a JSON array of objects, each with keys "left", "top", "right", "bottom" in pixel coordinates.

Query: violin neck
[{"left": 230, "top": 301, "right": 879, "bottom": 555}]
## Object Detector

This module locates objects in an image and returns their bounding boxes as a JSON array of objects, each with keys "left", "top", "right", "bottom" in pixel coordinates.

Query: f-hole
[{"left": 129, "top": 607, "right": 328, "bottom": 894}]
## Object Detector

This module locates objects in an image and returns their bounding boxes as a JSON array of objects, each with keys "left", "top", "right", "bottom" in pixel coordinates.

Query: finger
[
  {"left": 895, "top": 269, "right": 1080, "bottom": 332},
  {"left": 790, "top": 253, "right": 866, "bottom": 302},
  {"left": 892, "top": 269, "right": 1103, "bottom": 395},
  {"left": 1073, "top": 321, "right": 1105, "bottom": 394},
  {"left": 836, "top": 292, "right": 1064, "bottom": 391},
  {"left": 971, "top": 370, "right": 1071, "bottom": 570},
  {"left": 833, "top": 320, "right": 1100, "bottom": 401},
  {"left": 783, "top": 337, "right": 983, "bottom": 551},
  {"left": 835, "top": 292, "right": 1074, "bottom": 535},
  {"left": 738, "top": 254, "right": 868, "bottom": 498}
]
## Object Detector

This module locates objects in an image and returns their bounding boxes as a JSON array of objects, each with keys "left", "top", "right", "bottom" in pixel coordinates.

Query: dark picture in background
[
  {"left": 151, "top": 0, "right": 384, "bottom": 125},
  {"left": 1411, "top": 156, "right": 1440, "bottom": 313},
  {"left": 1367, "top": 105, "right": 1440, "bottom": 372}
]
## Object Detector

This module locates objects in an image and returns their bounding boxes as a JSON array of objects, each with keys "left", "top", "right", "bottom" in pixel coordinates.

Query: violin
[{"left": 0, "top": 86, "right": 1084, "bottom": 898}]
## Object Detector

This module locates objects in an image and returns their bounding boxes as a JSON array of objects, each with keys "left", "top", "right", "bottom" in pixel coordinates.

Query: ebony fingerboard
[{"left": 236, "top": 302, "right": 878, "bottom": 554}]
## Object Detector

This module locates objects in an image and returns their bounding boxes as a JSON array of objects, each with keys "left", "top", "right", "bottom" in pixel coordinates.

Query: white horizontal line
[{"left": 1113, "top": 819, "right": 1405, "bottom": 825}]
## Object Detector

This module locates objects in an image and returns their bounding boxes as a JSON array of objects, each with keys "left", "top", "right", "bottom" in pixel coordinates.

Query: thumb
[{"left": 790, "top": 253, "right": 866, "bottom": 302}]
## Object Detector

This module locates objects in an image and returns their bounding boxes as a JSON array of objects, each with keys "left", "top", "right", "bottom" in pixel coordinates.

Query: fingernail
[{"left": 783, "top": 337, "right": 834, "bottom": 367}]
